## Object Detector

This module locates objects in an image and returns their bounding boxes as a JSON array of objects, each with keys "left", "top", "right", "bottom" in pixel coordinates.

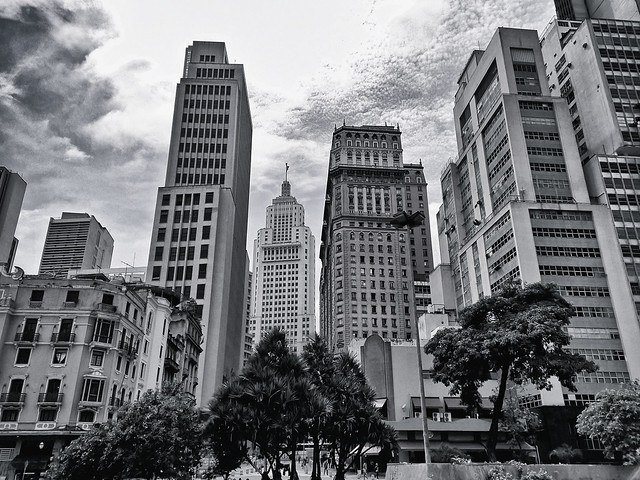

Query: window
[
  {"left": 78, "top": 410, "right": 96, "bottom": 423},
  {"left": 152, "top": 266, "right": 161, "bottom": 281},
  {"left": 65, "top": 290, "right": 79, "bottom": 304},
  {"left": 90, "top": 350, "right": 105, "bottom": 367},
  {"left": 202, "top": 226, "right": 211, "bottom": 239},
  {"left": 159, "top": 210, "right": 168, "bottom": 223},
  {"left": 52, "top": 348, "right": 67, "bottom": 365},
  {"left": 15, "top": 348, "right": 31, "bottom": 366},
  {"left": 196, "top": 284, "right": 206, "bottom": 299},
  {"left": 161, "top": 194, "right": 171, "bottom": 206},
  {"left": 81, "top": 379, "right": 105, "bottom": 403},
  {"left": 198, "top": 264, "right": 207, "bottom": 279},
  {"left": 1, "top": 409, "right": 19, "bottom": 422},
  {"left": 93, "top": 318, "right": 116, "bottom": 344},
  {"left": 200, "top": 244, "right": 209, "bottom": 258},
  {"left": 204, "top": 208, "right": 213, "bottom": 221},
  {"left": 30, "top": 290, "right": 44, "bottom": 302}
]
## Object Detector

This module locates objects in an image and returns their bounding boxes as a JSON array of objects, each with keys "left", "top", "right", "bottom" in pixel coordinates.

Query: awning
[
  {"left": 397, "top": 440, "right": 535, "bottom": 453},
  {"left": 444, "top": 397, "right": 493, "bottom": 411},
  {"left": 10, "top": 453, "right": 50, "bottom": 470},
  {"left": 411, "top": 397, "right": 443, "bottom": 409},
  {"left": 444, "top": 397, "right": 466, "bottom": 410},
  {"left": 363, "top": 446, "right": 381, "bottom": 456},
  {"left": 373, "top": 399, "right": 387, "bottom": 409}
]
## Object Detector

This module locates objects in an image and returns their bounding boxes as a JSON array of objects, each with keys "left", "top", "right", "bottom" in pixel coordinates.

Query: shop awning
[
  {"left": 444, "top": 397, "right": 494, "bottom": 411},
  {"left": 373, "top": 398, "right": 387, "bottom": 409},
  {"left": 411, "top": 397, "right": 443, "bottom": 409}
]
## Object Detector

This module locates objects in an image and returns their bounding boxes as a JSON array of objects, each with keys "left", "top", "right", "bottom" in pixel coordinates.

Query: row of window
[
  {"left": 184, "top": 84, "right": 228, "bottom": 95},
  {"left": 157, "top": 226, "right": 211, "bottom": 243},
  {"left": 535, "top": 246, "right": 600, "bottom": 257},
  {"left": 175, "top": 172, "right": 225, "bottom": 185},
  {"left": 540, "top": 265, "right": 606, "bottom": 277},
  {"left": 532, "top": 227, "right": 596, "bottom": 238},
  {"left": 158, "top": 209, "right": 213, "bottom": 224},
  {"left": 194, "top": 68, "right": 234, "bottom": 79}
]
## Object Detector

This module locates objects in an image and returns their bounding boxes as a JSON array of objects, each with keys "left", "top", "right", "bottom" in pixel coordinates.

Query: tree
[
  {"left": 499, "top": 386, "right": 541, "bottom": 459},
  {"left": 324, "top": 353, "right": 397, "bottom": 480},
  {"left": 576, "top": 381, "right": 640, "bottom": 464},
  {"left": 45, "top": 383, "right": 202, "bottom": 479},
  {"left": 206, "top": 329, "right": 309, "bottom": 480},
  {"left": 424, "top": 282, "right": 597, "bottom": 461},
  {"left": 548, "top": 444, "right": 582, "bottom": 464},
  {"left": 301, "top": 335, "right": 334, "bottom": 480},
  {"left": 430, "top": 444, "right": 470, "bottom": 463}
]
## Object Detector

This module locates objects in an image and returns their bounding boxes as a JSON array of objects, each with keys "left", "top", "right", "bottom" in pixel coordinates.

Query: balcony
[
  {"left": 118, "top": 342, "right": 138, "bottom": 358},
  {"left": 164, "top": 356, "right": 180, "bottom": 373},
  {"left": 63, "top": 301, "right": 77, "bottom": 308},
  {"left": 14, "top": 332, "right": 39, "bottom": 343},
  {"left": 29, "top": 301, "right": 42, "bottom": 308},
  {"left": 38, "top": 393, "right": 63, "bottom": 404},
  {"left": 96, "top": 303, "right": 117, "bottom": 314},
  {"left": 50, "top": 332, "right": 76, "bottom": 344},
  {"left": 92, "top": 335, "right": 113, "bottom": 346},
  {"left": 0, "top": 393, "right": 26, "bottom": 404}
]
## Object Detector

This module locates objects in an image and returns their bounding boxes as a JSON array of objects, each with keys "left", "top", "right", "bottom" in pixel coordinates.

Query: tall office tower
[
  {"left": 146, "top": 42, "right": 252, "bottom": 404},
  {"left": 554, "top": 0, "right": 640, "bottom": 21},
  {"left": 541, "top": 8, "right": 640, "bottom": 356},
  {"left": 319, "top": 125, "right": 434, "bottom": 352},
  {"left": 0, "top": 167, "right": 26, "bottom": 269},
  {"left": 250, "top": 174, "right": 315, "bottom": 354},
  {"left": 441, "top": 27, "right": 640, "bottom": 458},
  {"left": 38, "top": 212, "right": 113, "bottom": 277}
]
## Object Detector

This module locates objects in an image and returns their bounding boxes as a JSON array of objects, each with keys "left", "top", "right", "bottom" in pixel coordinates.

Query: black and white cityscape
[{"left": 1, "top": 0, "right": 640, "bottom": 478}]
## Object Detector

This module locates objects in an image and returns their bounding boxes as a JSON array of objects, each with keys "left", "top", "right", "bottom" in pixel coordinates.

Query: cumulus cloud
[
  {"left": 247, "top": 0, "right": 555, "bottom": 261},
  {"left": 0, "top": 2, "right": 170, "bottom": 273}
]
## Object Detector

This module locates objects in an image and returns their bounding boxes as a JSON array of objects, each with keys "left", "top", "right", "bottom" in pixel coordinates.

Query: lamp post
[{"left": 390, "top": 211, "right": 431, "bottom": 464}]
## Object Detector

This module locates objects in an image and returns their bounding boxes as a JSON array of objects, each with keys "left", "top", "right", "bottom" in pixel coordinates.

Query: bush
[
  {"left": 521, "top": 469, "right": 553, "bottom": 480},
  {"left": 548, "top": 444, "right": 582, "bottom": 464},
  {"left": 487, "top": 466, "right": 514, "bottom": 480},
  {"left": 430, "top": 444, "right": 471, "bottom": 463}
]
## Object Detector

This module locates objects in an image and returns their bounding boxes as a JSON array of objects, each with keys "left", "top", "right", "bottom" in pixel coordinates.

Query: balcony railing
[
  {"left": 92, "top": 335, "right": 113, "bottom": 345},
  {"left": 38, "top": 393, "right": 63, "bottom": 404},
  {"left": 118, "top": 342, "right": 138, "bottom": 358},
  {"left": 164, "top": 357, "right": 180, "bottom": 373},
  {"left": 108, "top": 397, "right": 122, "bottom": 408},
  {"left": 14, "top": 332, "right": 39, "bottom": 343},
  {"left": 51, "top": 332, "right": 75, "bottom": 343},
  {"left": 0, "top": 393, "right": 26, "bottom": 404},
  {"left": 96, "top": 303, "right": 117, "bottom": 313}
]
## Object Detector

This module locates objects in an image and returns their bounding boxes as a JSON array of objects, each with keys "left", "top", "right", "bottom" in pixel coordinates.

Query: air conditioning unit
[
  {"left": 432, "top": 412, "right": 442, "bottom": 422},
  {"left": 443, "top": 412, "right": 452, "bottom": 422}
]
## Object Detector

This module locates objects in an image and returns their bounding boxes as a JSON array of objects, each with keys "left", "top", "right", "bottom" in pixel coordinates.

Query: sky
[{"left": 0, "top": 0, "right": 555, "bottom": 278}]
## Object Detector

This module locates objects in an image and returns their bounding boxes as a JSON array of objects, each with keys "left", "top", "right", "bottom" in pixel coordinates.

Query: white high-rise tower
[{"left": 250, "top": 168, "right": 315, "bottom": 353}]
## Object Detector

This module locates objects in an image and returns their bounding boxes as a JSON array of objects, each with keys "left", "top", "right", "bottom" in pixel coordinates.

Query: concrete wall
[{"left": 386, "top": 463, "right": 638, "bottom": 480}]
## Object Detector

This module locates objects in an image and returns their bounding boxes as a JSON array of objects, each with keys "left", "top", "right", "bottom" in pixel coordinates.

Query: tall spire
[{"left": 282, "top": 163, "right": 291, "bottom": 196}]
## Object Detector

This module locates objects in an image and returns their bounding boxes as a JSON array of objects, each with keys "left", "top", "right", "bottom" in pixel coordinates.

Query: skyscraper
[
  {"left": 146, "top": 41, "right": 252, "bottom": 404},
  {"left": 250, "top": 171, "right": 315, "bottom": 354},
  {"left": 319, "top": 125, "right": 434, "bottom": 352},
  {"left": 440, "top": 26, "right": 640, "bottom": 459},
  {"left": 554, "top": 0, "right": 640, "bottom": 21},
  {"left": 38, "top": 212, "right": 113, "bottom": 277},
  {"left": 0, "top": 167, "right": 26, "bottom": 270},
  {"left": 541, "top": 3, "right": 640, "bottom": 361}
]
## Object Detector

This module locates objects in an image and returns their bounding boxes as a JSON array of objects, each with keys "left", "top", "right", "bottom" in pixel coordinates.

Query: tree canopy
[
  {"left": 45, "top": 383, "right": 202, "bottom": 480},
  {"left": 576, "top": 381, "right": 640, "bottom": 464},
  {"left": 206, "top": 330, "right": 396, "bottom": 480},
  {"left": 424, "top": 282, "right": 597, "bottom": 461}
]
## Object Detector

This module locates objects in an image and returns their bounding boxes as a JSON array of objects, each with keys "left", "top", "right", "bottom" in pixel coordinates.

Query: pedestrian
[{"left": 375, "top": 464, "right": 379, "bottom": 479}]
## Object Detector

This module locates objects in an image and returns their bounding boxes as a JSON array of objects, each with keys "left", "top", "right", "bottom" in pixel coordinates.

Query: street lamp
[{"left": 390, "top": 211, "right": 431, "bottom": 464}]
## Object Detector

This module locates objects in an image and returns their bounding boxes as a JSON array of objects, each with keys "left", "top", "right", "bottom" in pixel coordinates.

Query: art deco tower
[
  {"left": 250, "top": 169, "right": 315, "bottom": 354},
  {"left": 146, "top": 42, "right": 252, "bottom": 404}
]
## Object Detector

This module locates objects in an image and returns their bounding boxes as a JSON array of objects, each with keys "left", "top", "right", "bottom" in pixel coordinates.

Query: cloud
[{"left": 0, "top": 1, "right": 171, "bottom": 273}]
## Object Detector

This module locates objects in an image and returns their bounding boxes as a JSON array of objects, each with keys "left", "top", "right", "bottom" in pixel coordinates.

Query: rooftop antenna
[
  {"left": 343, "top": 119, "right": 346, "bottom": 126},
  {"left": 285, "top": 163, "right": 289, "bottom": 181}
]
